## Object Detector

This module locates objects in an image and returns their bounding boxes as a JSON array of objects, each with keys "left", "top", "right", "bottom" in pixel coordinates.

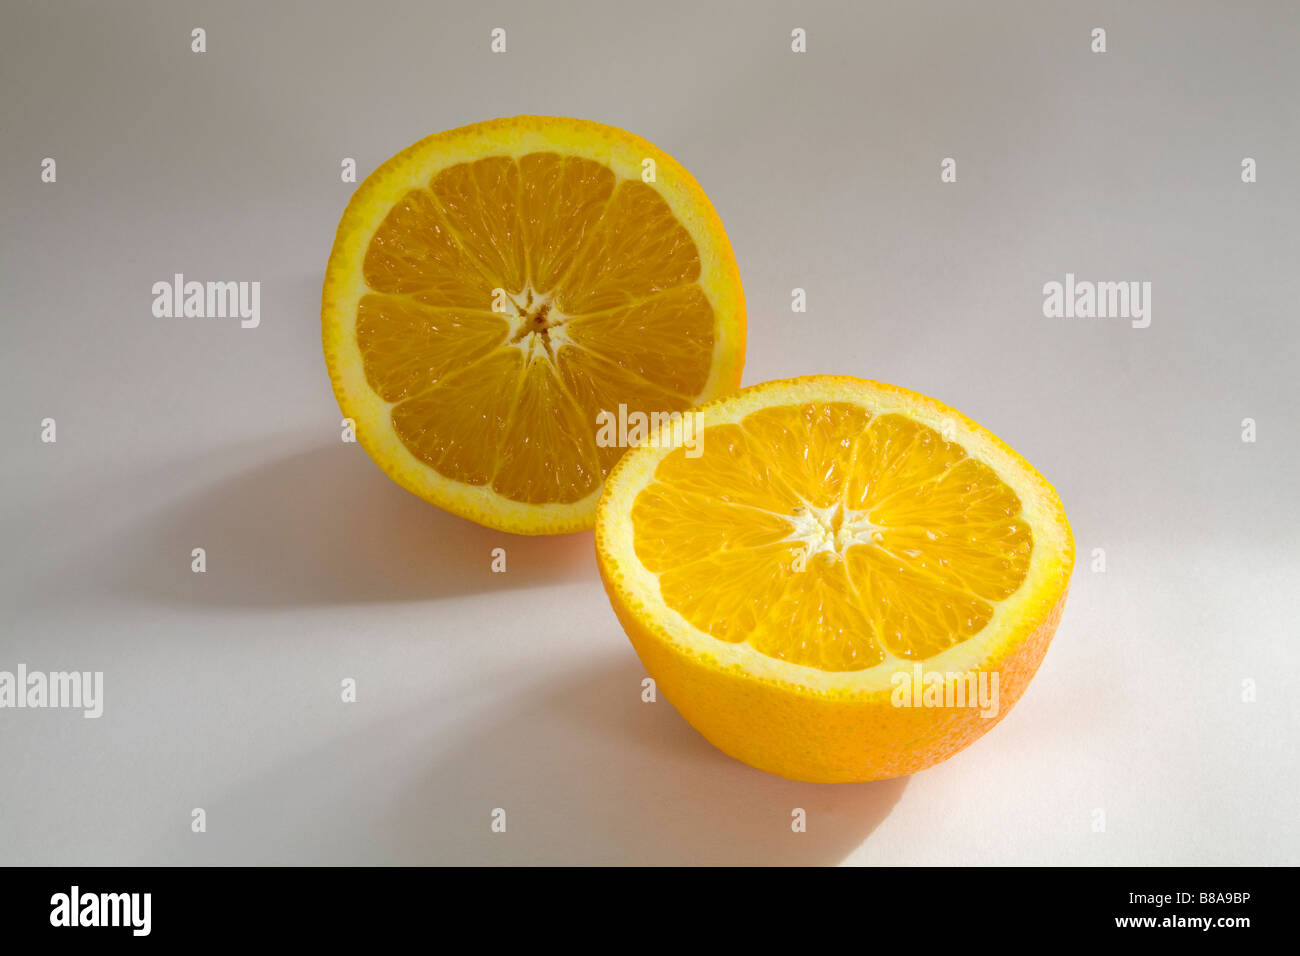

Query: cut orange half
[
  {"left": 596, "top": 376, "right": 1074, "bottom": 782},
  {"left": 322, "top": 116, "right": 745, "bottom": 534}
]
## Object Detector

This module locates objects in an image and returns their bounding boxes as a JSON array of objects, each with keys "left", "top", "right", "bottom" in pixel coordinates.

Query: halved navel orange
[
  {"left": 322, "top": 116, "right": 745, "bottom": 533},
  {"left": 596, "top": 376, "right": 1073, "bottom": 782}
]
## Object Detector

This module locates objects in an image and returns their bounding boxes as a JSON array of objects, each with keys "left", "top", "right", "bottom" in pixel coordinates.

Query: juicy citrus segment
[
  {"left": 516, "top": 153, "right": 615, "bottom": 293},
  {"left": 355, "top": 295, "right": 507, "bottom": 402},
  {"left": 649, "top": 422, "right": 796, "bottom": 513},
  {"left": 491, "top": 357, "right": 600, "bottom": 504},
  {"left": 844, "top": 545, "right": 994, "bottom": 661},
  {"left": 595, "top": 376, "right": 1073, "bottom": 782},
  {"left": 737, "top": 402, "right": 872, "bottom": 509},
  {"left": 658, "top": 544, "right": 802, "bottom": 644},
  {"left": 554, "top": 346, "right": 691, "bottom": 477},
  {"left": 390, "top": 349, "right": 522, "bottom": 486},
  {"left": 323, "top": 116, "right": 746, "bottom": 533},
  {"left": 362, "top": 190, "right": 494, "bottom": 303},
  {"left": 563, "top": 285, "right": 715, "bottom": 397},
  {"left": 551, "top": 181, "right": 701, "bottom": 313},
  {"left": 747, "top": 555, "right": 884, "bottom": 671},
  {"left": 843, "top": 412, "right": 968, "bottom": 510},
  {"left": 428, "top": 157, "right": 528, "bottom": 294},
  {"left": 630, "top": 486, "right": 794, "bottom": 572}
]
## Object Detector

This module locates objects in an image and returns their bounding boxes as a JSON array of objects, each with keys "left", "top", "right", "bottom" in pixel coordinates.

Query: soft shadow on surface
[
  {"left": 112, "top": 446, "right": 595, "bottom": 608},
  {"left": 148, "top": 657, "right": 907, "bottom": 865},
  {"left": 385, "top": 658, "right": 909, "bottom": 865}
]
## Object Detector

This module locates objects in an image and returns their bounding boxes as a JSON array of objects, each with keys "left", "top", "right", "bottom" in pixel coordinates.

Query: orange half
[
  {"left": 322, "top": 116, "right": 745, "bottom": 533},
  {"left": 596, "top": 377, "right": 1074, "bottom": 782}
]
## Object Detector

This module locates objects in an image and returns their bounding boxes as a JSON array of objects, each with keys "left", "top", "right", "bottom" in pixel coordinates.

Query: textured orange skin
[{"left": 599, "top": 555, "right": 1070, "bottom": 784}]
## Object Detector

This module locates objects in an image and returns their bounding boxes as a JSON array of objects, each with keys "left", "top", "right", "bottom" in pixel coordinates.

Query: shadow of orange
[{"left": 109, "top": 445, "right": 595, "bottom": 607}]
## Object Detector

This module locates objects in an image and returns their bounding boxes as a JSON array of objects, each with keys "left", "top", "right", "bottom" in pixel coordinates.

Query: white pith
[{"left": 782, "top": 501, "right": 886, "bottom": 559}]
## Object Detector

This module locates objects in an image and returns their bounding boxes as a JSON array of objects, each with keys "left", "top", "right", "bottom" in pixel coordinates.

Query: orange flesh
[
  {"left": 631, "top": 404, "right": 1034, "bottom": 670},
  {"left": 355, "top": 152, "right": 716, "bottom": 504}
]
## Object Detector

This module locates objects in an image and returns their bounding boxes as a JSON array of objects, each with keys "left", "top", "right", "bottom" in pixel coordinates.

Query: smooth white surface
[{"left": 1, "top": 0, "right": 1297, "bottom": 865}]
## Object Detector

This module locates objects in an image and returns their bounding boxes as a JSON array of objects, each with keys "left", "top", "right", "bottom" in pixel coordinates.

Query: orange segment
[
  {"left": 843, "top": 413, "right": 968, "bottom": 510},
  {"left": 555, "top": 346, "right": 691, "bottom": 477},
  {"left": 356, "top": 295, "right": 507, "bottom": 402},
  {"left": 650, "top": 423, "right": 795, "bottom": 512},
  {"left": 844, "top": 545, "right": 994, "bottom": 661},
  {"left": 390, "top": 349, "right": 522, "bottom": 486},
  {"left": 658, "top": 544, "right": 802, "bottom": 644},
  {"left": 429, "top": 157, "right": 528, "bottom": 295},
  {"left": 596, "top": 376, "right": 1074, "bottom": 782},
  {"left": 491, "top": 358, "right": 600, "bottom": 504},
  {"left": 740, "top": 402, "right": 872, "bottom": 509},
  {"left": 564, "top": 285, "right": 715, "bottom": 397},
  {"left": 552, "top": 181, "right": 701, "bottom": 314},
  {"left": 517, "top": 153, "right": 615, "bottom": 293},
  {"left": 361, "top": 190, "right": 492, "bottom": 304},
  {"left": 630, "top": 486, "right": 793, "bottom": 573},
  {"left": 322, "top": 116, "right": 745, "bottom": 533},
  {"left": 748, "top": 554, "right": 884, "bottom": 671}
]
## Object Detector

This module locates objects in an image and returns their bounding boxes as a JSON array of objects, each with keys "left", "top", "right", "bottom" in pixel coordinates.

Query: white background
[{"left": 2, "top": 0, "right": 1297, "bottom": 864}]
